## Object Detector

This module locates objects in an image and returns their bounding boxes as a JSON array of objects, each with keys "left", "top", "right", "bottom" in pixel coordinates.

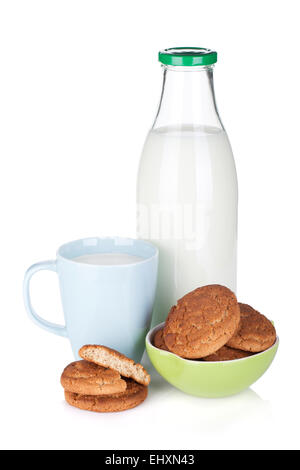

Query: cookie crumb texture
[
  {"left": 60, "top": 360, "right": 127, "bottom": 395},
  {"left": 79, "top": 345, "right": 150, "bottom": 386},
  {"left": 227, "top": 303, "right": 276, "bottom": 352},
  {"left": 163, "top": 285, "right": 240, "bottom": 359},
  {"left": 64, "top": 378, "right": 148, "bottom": 413}
]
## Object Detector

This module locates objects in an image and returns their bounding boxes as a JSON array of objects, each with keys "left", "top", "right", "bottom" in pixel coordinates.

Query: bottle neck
[{"left": 153, "top": 65, "right": 223, "bottom": 131}]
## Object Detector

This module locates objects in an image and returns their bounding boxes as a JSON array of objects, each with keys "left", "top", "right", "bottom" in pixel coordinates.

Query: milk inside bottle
[{"left": 137, "top": 48, "right": 238, "bottom": 325}]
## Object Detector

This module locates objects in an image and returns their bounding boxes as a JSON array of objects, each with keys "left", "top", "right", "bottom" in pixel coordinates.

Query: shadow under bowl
[{"left": 146, "top": 322, "right": 279, "bottom": 398}]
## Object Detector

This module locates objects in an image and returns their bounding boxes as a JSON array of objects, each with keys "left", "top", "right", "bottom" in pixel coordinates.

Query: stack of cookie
[
  {"left": 61, "top": 345, "right": 150, "bottom": 412},
  {"left": 154, "top": 285, "right": 276, "bottom": 361}
]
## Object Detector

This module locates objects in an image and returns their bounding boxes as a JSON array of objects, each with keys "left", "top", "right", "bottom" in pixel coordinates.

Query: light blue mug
[{"left": 23, "top": 237, "right": 158, "bottom": 362}]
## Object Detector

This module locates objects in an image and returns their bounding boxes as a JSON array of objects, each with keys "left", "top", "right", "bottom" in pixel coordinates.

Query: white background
[{"left": 0, "top": 0, "right": 299, "bottom": 450}]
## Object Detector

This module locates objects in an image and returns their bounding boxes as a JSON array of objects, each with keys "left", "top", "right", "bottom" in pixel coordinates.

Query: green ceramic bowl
[{"left": 146, "top": 322, "right": 279, "bottom": 398}]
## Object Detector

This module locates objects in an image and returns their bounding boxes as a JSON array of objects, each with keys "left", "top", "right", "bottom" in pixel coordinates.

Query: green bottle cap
[{"left": 158, "top": 47, "right": 217, "bottom": 67}]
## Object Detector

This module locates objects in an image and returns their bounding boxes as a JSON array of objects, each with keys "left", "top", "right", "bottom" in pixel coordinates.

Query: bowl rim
[{"left": 146, "top": 322, "right": 279, "bottom": 364}]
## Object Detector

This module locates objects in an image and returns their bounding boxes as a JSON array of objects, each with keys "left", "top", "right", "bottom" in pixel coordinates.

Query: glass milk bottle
[{"left": 137, "top": 48, "right": 238, "bottom": 326}]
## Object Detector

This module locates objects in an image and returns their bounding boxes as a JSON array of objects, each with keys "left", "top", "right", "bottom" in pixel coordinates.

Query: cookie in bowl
[
  {"left": 146, "top": 322, "right": 279, "bottom": 398},
  {"left": 163, "top": 285, "right": 240, "bottom": 359},
  {"left": 153, "top": 327, "right": 169, "bottom": 351},
  {"left": 227, "top": 303, "right": 276, "bottom": 352},
  {"left": 203, "top": 345, "right": 252, "bottom": 362}
]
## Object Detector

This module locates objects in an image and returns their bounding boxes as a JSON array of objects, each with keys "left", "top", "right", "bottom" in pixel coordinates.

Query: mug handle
[{"left": 23, "top": 260, "right": 68, "bottom": 337}]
